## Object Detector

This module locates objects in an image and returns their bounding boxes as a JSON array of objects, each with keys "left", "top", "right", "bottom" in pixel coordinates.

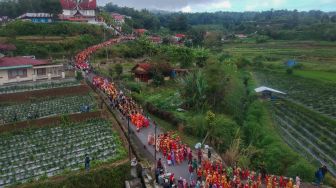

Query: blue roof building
[
  {"left": 285, "top": 60, "right": 297, "bottom": 68},
  {"left": 17, "top": 13, "right": 53, "bottom": 23}
]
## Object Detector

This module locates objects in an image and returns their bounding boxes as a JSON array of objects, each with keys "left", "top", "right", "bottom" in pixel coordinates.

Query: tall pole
[
  {"left": 154, "top": 121, "right": 157, "bottom": 161},
  {"left": 128, "top": 116, "right": 131, "bottom": 160}
]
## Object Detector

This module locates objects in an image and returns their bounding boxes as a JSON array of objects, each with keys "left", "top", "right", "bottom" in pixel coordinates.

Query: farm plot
[
  {"left": 255, "top": 71, "right": 336, "bottom": 118},
  {"left": 0, "top": 119, "right": 125, "bottom": 187},
  {"left": 270, "top": 102, "right": 336, "bottom": 176},
  {"left": 0, "top": 79, "right": 80, "bottom": 94},
  {"left": 0, "top": 95, "right": 96, "bottom": 124}
]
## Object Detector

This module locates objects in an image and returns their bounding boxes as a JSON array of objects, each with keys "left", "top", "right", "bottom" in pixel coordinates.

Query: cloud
[
  {"left": 99, "top": 0, "right": 336, "bottom": 12},
  {"left": 181, "top": 5, "right": 192, "bottom": 12},
  {"left": 244, "top": 0, "right": 286, "bottom": 11},
  {"left": 100, "top": 0, "right": 232, "bottom": 12}
]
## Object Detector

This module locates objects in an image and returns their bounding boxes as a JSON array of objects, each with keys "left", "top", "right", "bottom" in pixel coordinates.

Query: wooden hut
[{"left": 131, "top": 63, "right": 152, "bottom": 82}]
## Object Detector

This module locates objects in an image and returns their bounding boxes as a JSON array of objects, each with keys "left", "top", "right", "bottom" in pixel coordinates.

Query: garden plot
[
  {"left": 270, "top": 102, "right": 336, "bottom": 176},
  {"left": 255, "top": 71, "right": 336, "bottom": 118},
  {"left": 0, "top": 79, "right": 80, "bottom": 94},
  {"left": 0, "top": 95, "right": 96, "bottom": 124},
  {"left": 0, "top": 119, "right": 125, "bottom": 187}
]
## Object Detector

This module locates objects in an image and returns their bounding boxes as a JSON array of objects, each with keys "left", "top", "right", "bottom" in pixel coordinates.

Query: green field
[
  {"left": 294, "top": 70, "right": 336, "bottom": 83},
  {"left": 223, "top": 40, "right": 336, "bottom": 72}
]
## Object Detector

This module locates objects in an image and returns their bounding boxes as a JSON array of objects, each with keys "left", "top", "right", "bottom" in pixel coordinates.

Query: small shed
[
  {"left": 255, "top": 86, "right": 286, "bottom": 99},
  {"left": 285, "top": 60, "right": 297, "bottom": 68},
  {"left": 131, "top": 63, "right": 152, "bottom": 82},
  {"left": 134, "top": 29, "right": 147, "bottom": 36}
]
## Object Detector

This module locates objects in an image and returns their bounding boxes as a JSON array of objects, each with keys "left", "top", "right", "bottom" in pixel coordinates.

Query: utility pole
[
  {"left": 128, "top": 116, "right": 131, "bottom": 160},
  {"left": 154, "top": 121, "right": 157, "bottom": 161},
  {"left": 104, "top": 28, "right": 109, "bottom": 62}
]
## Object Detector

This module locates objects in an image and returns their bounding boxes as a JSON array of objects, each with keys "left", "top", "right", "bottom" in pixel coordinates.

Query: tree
[
  {"left": 168, "top": 14, "right": 189, "bottom": 31},
  {"left": 115, "top": 64, "right": 123, "bottom": 78},
  {"left": 187, "top": 27, "right": 206, "bottom": 46},
  {"left": 108, "top": 66, "right": 114, "bottom": 78},
  {"left": 202, "top": 110, "right": 216, "bottom": 145},
  {"left": 194, "top": 48, "right": 210, "bottom": 68},
  {"left": 179, "top": 70, "right": 208, "bottom": 110},
  {"left": 171, "top": 47, "right": 194, "bottom": 68}
]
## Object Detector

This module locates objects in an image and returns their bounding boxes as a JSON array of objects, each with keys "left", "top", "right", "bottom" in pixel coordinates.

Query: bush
[
  {"left": 255, "top": 35, "right": 269, "bottom": 43},
  {"left": 145, "top": 102, "right": 181, "bottom": 126},
  {"left": 76, "top": 71, "right": 83, "bottom": 81},
  {"left": 125, "top": 81, "right": 142, "bottom": 93},
  {"left": 23, "top": 163, "right": 131, "bottom": 188},
  {"left": 286, "top": 68, "right": 293, "bottom": 75},
  {"left": 115, "top": 64, "right": 123, "bottom": 78},
  {"left": 236, "top": 57, "right": 251, "bottom": 69}
]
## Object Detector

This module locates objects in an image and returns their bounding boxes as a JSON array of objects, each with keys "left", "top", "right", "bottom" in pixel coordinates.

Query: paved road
[{"left": 85, "top": 72, "right": 192, "bottom": 182}]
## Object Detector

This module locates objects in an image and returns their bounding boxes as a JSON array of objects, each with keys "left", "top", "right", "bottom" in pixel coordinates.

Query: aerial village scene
[{"left": 0, "top": 0, "right": 335, "bottom": 187}]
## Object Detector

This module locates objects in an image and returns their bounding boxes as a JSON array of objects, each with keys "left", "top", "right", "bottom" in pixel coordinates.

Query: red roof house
[
  {"left": 173, "top": 34, "right": 186, "bottom": 44},
  {"left": 59, "top": 0, "right": 96, "bottom": 22},
  {"left": 0, "top": 57, "right": 64, "bottom": 85},
  {"left": 131, "top": 63, "right": 152, "bottom": 82},
  {"left": 175, "top": 34, "right": 186, "bottom": 38},
  {"left": 0, "top": 57, "right": 47, "bottom": 68},
  {"left": 149, "top": 36, "right": 162, "bottom": 44},
  {"left": 60, "top": 0, "right": 96, "bottom": 10},
  {"left": 134, "top": 29, "right": 147, "bottom": 36}
]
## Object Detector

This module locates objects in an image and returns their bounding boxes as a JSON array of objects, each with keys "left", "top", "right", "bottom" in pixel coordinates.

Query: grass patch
[
  {"left": 294, "top": 70, "right": 336, "bottom": 83},
  {"left": 17, "top": 161, "right": 131, "bottom": 188}
]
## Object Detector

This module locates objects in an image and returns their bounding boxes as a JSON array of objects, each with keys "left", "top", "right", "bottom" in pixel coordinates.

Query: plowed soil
[{"left": 0, "top": 84, "right": 91, "bottom": 103}]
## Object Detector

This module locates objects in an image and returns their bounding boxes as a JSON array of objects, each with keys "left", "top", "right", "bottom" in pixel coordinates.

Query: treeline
[
  {"left": 102, "top": 3, "right": 336, "bottom": 41},
  {"left": 103, "top": 3, "right": 160, "bottom": 30},
  {"left": 0, "top": 0, "right": 62, "bottom": 18},
  {"left": 0, "top": 21, "right": 109, "bottom": 37},
  {"left": 0, "top": 21, "right": 109, "bottom": 58}
]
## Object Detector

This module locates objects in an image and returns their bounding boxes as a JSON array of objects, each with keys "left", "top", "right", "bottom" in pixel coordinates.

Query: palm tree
[
  {"left": 222, "top": 130, "right": 262, "bottom": 168},
  {"left": 179, "top": 70, "right": 207, "bottom": 110}
]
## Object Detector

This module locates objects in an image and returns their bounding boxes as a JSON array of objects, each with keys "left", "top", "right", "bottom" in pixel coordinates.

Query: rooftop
[
  {"left": 255, "top": 86, "right": 286, "bottom": 95},
  {"left": 0, "top": 57, "right": 48, "bottom": 68},
  {"left": 17, "top": 13, "right": 53, "bottom": 19},
  {"left": 60, "top": 0, "right": 96, "bottom": 10}
]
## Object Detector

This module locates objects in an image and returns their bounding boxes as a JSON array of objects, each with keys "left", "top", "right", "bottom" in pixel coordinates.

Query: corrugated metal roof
[
  {"left": 18, "top": 13, "right": 53, "bottom": 19},
  {"left": 255, "top": 86, "right": 286, "bottom": 95},
  {"left": 0, "top": 57, "right": 48, "bottom": 68}
]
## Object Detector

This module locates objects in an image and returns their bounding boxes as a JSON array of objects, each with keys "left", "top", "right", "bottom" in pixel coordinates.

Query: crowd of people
[
  {"left": 151, "top": 131, "right": 191, "bottom": 166},
  {"left": 155, "top": 150, "right": 304, "bottom": 188},
  {"left": 76, "top": 36, "right": 149, "bottom": 132},
  {"left": 75, "top": 36, "right": 330, "bottom": 188},
  {"left": 75, "top": 36, "right": 134, "bottom": 71},
  {"left": 186, "top": 158, "right": 302, "bottom": 188}
]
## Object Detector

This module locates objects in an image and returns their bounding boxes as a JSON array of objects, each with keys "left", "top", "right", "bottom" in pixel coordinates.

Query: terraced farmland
[
  {"left": 270, "top": 101, "right": 336, "bottom": 176},
  {"left": 0, "top": 119, "right": 125, "bottom": 187},
  {"left": 255, "top": 71, "right": 336, "bottom": 118},
  {"left": 0, "top": 94, "right": 96, "bottom": 124},
  {"left": 0, "top": 79, "right": 80, "bottom": 94}
]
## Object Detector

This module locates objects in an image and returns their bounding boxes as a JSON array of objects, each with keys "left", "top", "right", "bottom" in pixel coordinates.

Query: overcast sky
[{"left": 98, "top": 0, "right": 336, "bottom": 12}]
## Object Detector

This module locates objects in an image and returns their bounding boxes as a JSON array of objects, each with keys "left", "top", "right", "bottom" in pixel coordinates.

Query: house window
[
  {"left": 36, "top": 68, "right": 46, "bottom": 76},
  {"left": 8, "top": 69, "right": 27, "bottom": 79}
]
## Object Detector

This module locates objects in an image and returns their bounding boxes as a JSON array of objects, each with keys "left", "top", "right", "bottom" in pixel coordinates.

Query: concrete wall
[
  {"left": 0, "top": 66, "right": 64, "bottom": 85},
  {"left": 0, "top": 68, "right": 34, "bottom": 85}
]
